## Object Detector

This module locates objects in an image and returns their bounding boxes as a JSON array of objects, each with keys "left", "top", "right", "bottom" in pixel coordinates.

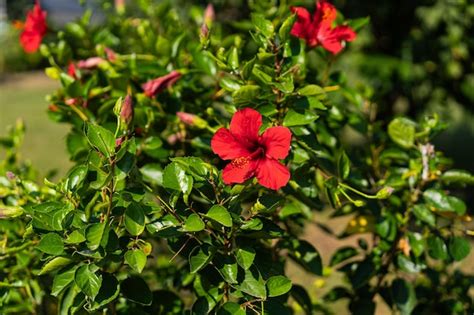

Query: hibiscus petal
[
  {"left": 211, "top": 128, "right": 252, "bottom": 160},
  {"left": 290, "top": 6, "right": 311, "bottom": 38},
  {"left": 256, "top": 158, "right": 290, "bottom": 190},
  {"left": 321, "top": 25, "right": 356, "bottom": 54},
  {"left": 229, "top": 108, "right": 262, "bottom": 144},
  {"left": 315, "top": 0, "right": 337, "bottom": 25},
  {"left": 260, "top": 126, "right": 292, "bottom": 160},
  {"left": 222, "top": 159, "right": 257, "bottom": 185}
]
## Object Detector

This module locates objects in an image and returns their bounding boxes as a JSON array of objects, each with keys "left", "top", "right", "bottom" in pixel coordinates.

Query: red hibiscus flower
[
  {"left": 290, "top": 0, "right": 356, "bottom": 54},
  {"left": 211, "top": 108, "right": 292, "bottom": 190},
  {"left": 20, "top": 0, "right": 47, "bottom": 53},
  {"left": 142, "top": 71, "right": 181, "bottom": 98}
]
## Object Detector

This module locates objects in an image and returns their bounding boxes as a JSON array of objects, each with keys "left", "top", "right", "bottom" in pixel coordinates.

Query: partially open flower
[{"left": 211, "top": 108, "right": 292, "bottom": 190}]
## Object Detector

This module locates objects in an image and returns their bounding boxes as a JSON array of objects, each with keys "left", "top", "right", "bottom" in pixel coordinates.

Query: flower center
[{"left": 231, "top": 157, "right": 250, "bottom": 169}]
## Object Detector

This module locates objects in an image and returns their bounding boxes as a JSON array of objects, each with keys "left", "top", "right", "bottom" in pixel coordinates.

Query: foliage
[{"left": 0, "top": 0, "right": 473, "bottom": 314}]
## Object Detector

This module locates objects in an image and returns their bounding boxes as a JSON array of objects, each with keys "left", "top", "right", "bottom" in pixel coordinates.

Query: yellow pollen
[{"left": 231, "top": 157, "right": 250, "bottom": 169}]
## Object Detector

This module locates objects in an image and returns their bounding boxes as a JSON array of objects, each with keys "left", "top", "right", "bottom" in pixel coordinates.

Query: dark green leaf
[
  {"left": 163, "top": 162, "right": 193, "bottom": 195},
  {"left": 52, "top": 266, "right": 77, "bottom": 297},
  {"left": 283, "top": 109, "right": 318, "bottom": 127},
  {"left": 239, "top": 268, "right": 266, "bottom": 298},
  {"left": 85, "top": 222, "right": 106, "bottom": 250},
  {"left": 91, "top": 274, "right": 120, "bottom": 311},
  {"left": 121, "top": 276, "right": 152, "bottom": 305},
  {"left": 427, "top": 236, "right": 448, "bottom": 260},
  {"left": 391, "top": 278, "right": 417, "bottom": 315},
  {"left": 330, "top": 246, "right": 358, "bottom": 266},
  {"left": 448, "top": 237, "right": 470, "bottom": 261},
  {"left": 218, "top": 302, "right": 246, "bottom": 315}
]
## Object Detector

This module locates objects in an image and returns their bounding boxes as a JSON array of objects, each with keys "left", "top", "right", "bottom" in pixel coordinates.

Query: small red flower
[
  {"left": 67, "top": 62, "right": 77, "bottom": 79},
  {"left": 20, "top": 0, "right": 47, "bottom": 53},
  {"left": 211, "top": 108, "right": 292, "bottom": 190},
  {"left": 290, "top": 0, "right": 356, "bottom": 54},
  {"left": 142, "top": 71, "right": 181, "bottom": 98}
]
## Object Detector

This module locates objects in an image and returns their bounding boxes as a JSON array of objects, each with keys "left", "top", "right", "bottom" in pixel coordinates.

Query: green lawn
[{"left": 0, "top": 72, "right": 71, "bottom": 179}]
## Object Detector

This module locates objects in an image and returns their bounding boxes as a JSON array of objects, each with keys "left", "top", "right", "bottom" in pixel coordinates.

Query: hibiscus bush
[{"left": 1, "top": 0, "right": 473, "bottom": 314}]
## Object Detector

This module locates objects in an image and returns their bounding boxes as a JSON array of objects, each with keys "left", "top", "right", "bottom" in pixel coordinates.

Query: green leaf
[
  {"left": 218, "top": 302, "right": 246, "bottom": 315},
  {"left": 125, "top": 249, "right": 147, "bottom": 273},
  {"left": 232, "top": 85, "right": 261, "bottom": 104},
  {"left": 163, "top": 162, "right": 193, "bottom": 195},
  {"left": 189, "top": 244, "right": 216, "bottom": 273},
  {"left": 239, "top": 268, "right": 266, "bottom": 298},
  {"left": 412, "top": 204, "right": 436, "bottom": 227},
  {"left": 279, "top": 14, "right": 296, "bottom": 43},
  {"left": 236, "top": 246, "right": 256, "bottom": 270},
  {"left": 266, "top": 276, "right": 292, "bottom": 297},
  {"left": 330, "top": 246, "right": 358, "bottom": 266},
  {"left": 65, "top": 230, "right": 86, "bottom": 244},
  {"left": 227, "top": 47, "right": 239, "bottom": 70},
  {"left": 124, "top": 202, "right": 145, "bottom": 236},
  {"left": 215, "top": 255, "right": 238, "bottom": 284},
  {"left": 86, "top": 124, "right": 116, "bottom": 159},
  {"left": 140, "top": 163, "right": 163, "bottom": 186},
  {"left": 251, "top": 14, "right": 274, "bottom": 37},
  {"left": 441, "top": 169, "right": 474, "bottom": 185},
  {"left": 408, "top": 232, "right": 425, "bottom": 257},
  {"left": 391, "top": 278, "right": 417, "bottom": 315},
  {"left": 287, "top": 240, "right": 322, "bottom": 275},
  {"left": 337, "top": 150, "right": 350, "bottom": 179},
  {"left": 291, "top": 285, "right": 313, "bottom": 315},
  {"left": 85, "top": 222, "right": 106, "bottom": 250},
  {"left": 67, "top": 165, "right": 88, "bottom": 190},
  {"left": 37, "top": 233, "right": 64, "bottom": 255},
  {"left": 423, "top": 189, "right": 466, "bottom": 215},
  {"left": 388, "top": 117, "right": 416, "bottom": 148},
  {"left": 52, "top": 266, "right": 78, "bottom": 297},
  {"left": 26, "top": 201, "right": 74, "bottom": 231},
  {"left": 75, "top": 264, "right": 102, "bottom": 299},
  {"left": 298, "top": 85, "right": 325, "bottom": 96},
  {"left": 91, "top": 274, "right": 120, "bottom": 311},
  {"left": 183, "top": 214, "right": 205, "bottom": 232},
  {"left": 283, "top": 109, "right": 319, "bottom": 127},
  {"left": 121, "top": 276, "right": 152, "bottom": 306},
  {"left": 206, "top": 205, "right": 232, "bottom": 227},
  {"left": 448, "top": 237, "right": 470, "bottom": 261},
  {"left": 39, "top": 257, "right": 73, "bottom": 275},
  {"left": 397, "top": 254, "right": 424, "bottom": 273},
  {"left": 427, "top": 236, "right": 448, "bottom": 260}
]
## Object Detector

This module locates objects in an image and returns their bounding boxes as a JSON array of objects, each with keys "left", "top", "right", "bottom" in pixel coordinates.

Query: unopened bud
[
  {"left": 115, "top": 0, "right": 125, "bottom": 14},
  {"left": 120, "top": 95, "right": 134, "bottom": 126},
  {"left": 204, "top": 4, "right": 215, "bottom": 26},
  {"left": 115, "top": 137, "right": 124, "bottom": 147},
  {"left": 176, "top": 112, "right": 207, "bottom": 129},
  {"left": 376, "top": 186, "right": 394, "bottom": 199}
]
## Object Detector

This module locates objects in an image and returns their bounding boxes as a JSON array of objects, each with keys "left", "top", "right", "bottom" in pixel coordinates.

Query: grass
[{"left": 0, "top": 72, "right": 71, "bottom": 179}]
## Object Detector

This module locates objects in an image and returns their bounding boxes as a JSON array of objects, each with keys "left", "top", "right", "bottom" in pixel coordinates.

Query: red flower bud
[
  {"left": 204, "top": 4, "right": 215, "bottom": 25},
  {"left": 105, "top": 47, "right": 117, "bottom": 62}
]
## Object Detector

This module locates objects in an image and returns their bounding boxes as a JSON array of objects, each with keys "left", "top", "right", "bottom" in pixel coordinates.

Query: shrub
[{"left": 0, "top": 1, "right": 473, "bottom": 314}]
